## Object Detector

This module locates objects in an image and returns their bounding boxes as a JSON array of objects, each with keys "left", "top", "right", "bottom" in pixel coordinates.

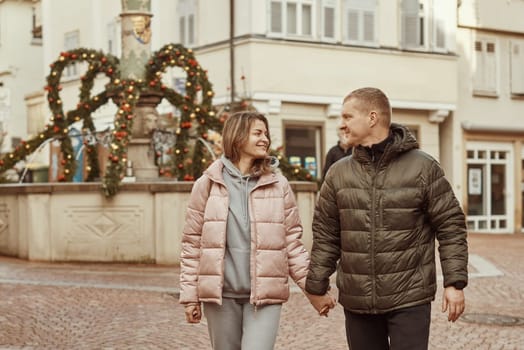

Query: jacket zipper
[
  {"left": 248, "top": 177, "right": 278, "bottom": 310},
  {"left": 371, "top": 173, "right": 377, "bottom": 311}
]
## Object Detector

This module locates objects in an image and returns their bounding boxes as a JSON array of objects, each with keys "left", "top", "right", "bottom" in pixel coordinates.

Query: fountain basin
[{"left": 0, "top": 181, "right": 317, "bottom": 264}]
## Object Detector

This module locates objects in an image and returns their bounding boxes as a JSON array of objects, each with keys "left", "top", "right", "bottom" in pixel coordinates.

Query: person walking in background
[
  {"left": 305, "top": 87, "right": 468, "bottom": 350},
  {"left": 180, "top": 111, "right": 336, "bottom": 350},
  {"left": 322, "top": 124, "right": 352, "bottom": 180}
]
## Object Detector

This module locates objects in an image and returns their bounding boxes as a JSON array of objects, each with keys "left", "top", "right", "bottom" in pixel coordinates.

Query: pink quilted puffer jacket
[{"left": 179, "top": 159, "right": 310, "bottom": 306}]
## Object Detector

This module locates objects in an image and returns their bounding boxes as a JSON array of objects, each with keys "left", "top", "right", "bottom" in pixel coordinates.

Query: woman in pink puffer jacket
[{"left": 180, "top": 112, "right": 335, "bottom": 350}]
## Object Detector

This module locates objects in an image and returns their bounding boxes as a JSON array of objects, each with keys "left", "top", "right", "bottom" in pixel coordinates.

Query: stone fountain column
[{"left": 119, "top": 0, "right": 161, "bottom": 179}]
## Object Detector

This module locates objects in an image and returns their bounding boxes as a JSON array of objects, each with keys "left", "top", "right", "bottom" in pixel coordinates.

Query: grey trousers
[{"left": 203, "top": 298, "right": 282, "bottom": 350}]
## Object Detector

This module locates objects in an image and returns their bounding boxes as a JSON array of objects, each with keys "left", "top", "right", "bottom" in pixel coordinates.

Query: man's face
[{"left": 340, "top": 98, "right": 372, "bottom": 147}]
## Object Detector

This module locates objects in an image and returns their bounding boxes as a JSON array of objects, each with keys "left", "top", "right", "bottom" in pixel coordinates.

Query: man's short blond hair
[{"left": 343, "top": 87, "right": 392, "bottom": 125}]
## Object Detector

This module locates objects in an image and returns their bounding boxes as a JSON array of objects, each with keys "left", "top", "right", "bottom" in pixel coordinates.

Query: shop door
[{"left": 466, "top": 142, "right": 514, "bottom": 233}]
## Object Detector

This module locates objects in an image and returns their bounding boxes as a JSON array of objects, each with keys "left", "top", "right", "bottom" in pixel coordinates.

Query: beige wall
[{"left": 459, "top": 0, "right": 524, "bottom": 34}]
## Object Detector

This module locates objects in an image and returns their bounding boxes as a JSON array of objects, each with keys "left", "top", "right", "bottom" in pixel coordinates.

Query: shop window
[{"left": 284, "top": 124, "right": 322, "bottom": 179}]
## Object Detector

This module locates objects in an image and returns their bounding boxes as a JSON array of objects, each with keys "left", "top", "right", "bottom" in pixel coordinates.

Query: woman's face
[{"left": 239, "top": 119, "right": 269, "bottom": 162}]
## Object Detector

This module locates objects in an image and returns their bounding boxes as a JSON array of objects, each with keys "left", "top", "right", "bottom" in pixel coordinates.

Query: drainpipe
[{"left": 229, "top": 0, "right": 235, "bottom": 104}]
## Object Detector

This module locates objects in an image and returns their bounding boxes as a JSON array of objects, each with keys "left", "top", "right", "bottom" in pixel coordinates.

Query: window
[
  {"left": 284, "top": 124, "right": 322, "bottom": 179},
  {"left": 177, "top": 0, "right": 196, "bottom": 46},
  {"left": 510, "top": 40, "right": 524, "bottom": 96},
  {"left": 31, "top": 5, "right": 42, "bottom": 43},
  {"left": 107, "top": 19, "right": 121, "bottom": 57},
  {"left": 321, "top": 0, "right": 337, "bottom": 41},
  {"left": 473, "top": 38, "right": 498, "bottom": 95},
  {"left": 466, "top": 142, "right": 514, "bottom": 233},
  {"left": 64, "top": 31, "right": 80, "bottom": 78},
  {"left": 401, "top": 0, "right": 425, "bottom": 48},
  {"left": 269, "top": 0, "right": 314, "bottom": 38},
  {"left": 343, "top": 0, "right": 377, "bottom": 46},
  {"left": 401, "top": 0, "right": 448, "bottom": 52}
]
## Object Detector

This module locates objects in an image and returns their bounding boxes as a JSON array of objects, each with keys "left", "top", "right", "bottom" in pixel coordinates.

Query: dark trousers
[{"left": 344, "top": 303, "right": 431, "bottom": 350}]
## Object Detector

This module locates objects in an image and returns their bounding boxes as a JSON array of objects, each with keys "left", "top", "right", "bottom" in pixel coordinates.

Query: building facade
[
  {"left": 0, "top": 0, "right": 43, "bottom": 155},
  {"left": 6, "top": 0, "right": 524, "bottom": 233},
  {"left": 446, "top": 0, "right": 524, "bottom": 233}
]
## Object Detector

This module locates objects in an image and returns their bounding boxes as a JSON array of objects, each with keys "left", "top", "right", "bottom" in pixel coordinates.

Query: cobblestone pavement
[{"left": 0, "top": 233, "right": 523, "bottom": 349}]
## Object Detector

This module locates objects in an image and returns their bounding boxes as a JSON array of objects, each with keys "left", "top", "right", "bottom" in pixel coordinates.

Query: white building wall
[
  {"left": 452, "top": 0, "right": 524, "bottom": 232},
  {"left": 0, "top": 0, "right": 43, "bottom": 152},
  {"left": 10, "top": 0, "right": 458, "bottom": 181}
]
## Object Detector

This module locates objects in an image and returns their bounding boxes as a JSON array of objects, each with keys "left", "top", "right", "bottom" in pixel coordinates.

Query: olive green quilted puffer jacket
[{"left": 306, "top": 123, "right": 468, "bottom": 314}]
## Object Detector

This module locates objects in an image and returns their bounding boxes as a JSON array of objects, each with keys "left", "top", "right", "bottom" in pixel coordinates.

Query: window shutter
[
  {"left": 302, "top": 3, "right": 312, "bottom": 35},
  {"left": 347, "top": 10, "right": 359, "bottom": 41},
  {"left": 179, "top": 17, "right": 186, "bottom": 45},
  {"left": 271, "top": 1, "right": 283, "bottom": 33},
  {"left": 434, "top": 18, "right": 445, "bottom": 50},
  {"left": 188, "top": 14, "right": 195, "bottom": 45},
  {"left": 485, "top": 42, "right": 497, "bottom": 92},
  {"left": 402, "top": 0, "right": 421, "bottom": 48},
  {"left": 432, "top": 1, "right": 447, "bottom": 51},
  {"left": 510, "top": 41, "right": 524, "bottom": 94},
  {"left": 322, "top": 0, "right": 336, "bottom": 39},
  {"left": 363, "top": 10, "right": 375, "bottom": 43},
  {"left": 473, "top": 41, "right": 484, "bottom": 90},
  {"left": 287, "top": 3, "right": 297, "bottom": 35}
]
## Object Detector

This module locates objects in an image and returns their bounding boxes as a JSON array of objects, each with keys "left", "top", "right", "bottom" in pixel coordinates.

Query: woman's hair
[{"left": 222, "top": 111, "right": 273, "bottom": 175}]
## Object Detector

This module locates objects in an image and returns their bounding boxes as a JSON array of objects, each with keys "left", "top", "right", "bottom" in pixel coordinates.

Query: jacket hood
[
  {"left": 203, "top": 156, "right": 280, "bottom": 185},
  {"left": 353, "top": 123, "right": 419, "bottom": 165},
  {"left": 221, "top": 156, "right": 250, "bottom": 180}
]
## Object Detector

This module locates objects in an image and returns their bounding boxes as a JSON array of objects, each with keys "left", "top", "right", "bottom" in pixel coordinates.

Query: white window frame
[
  {"left": 177, "top": 0, "right": 196, "bottom": 47},
  {"left": 473, "top": 37, "right": 499, "bottom": 97},
  {"left": 342, "top": 0, "right": 378, "bottom": 47},
  {"left": 320, "top": 0, "right": 338, "bottom": 42},
  {"left": 268, "top": 0, "right": 315, "bottom": 39},
  {"left": 510, "top": 40, "right": 524, "bottom": 96}
]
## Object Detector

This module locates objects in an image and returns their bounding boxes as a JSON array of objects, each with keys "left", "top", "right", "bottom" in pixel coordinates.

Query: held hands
[
  {"left": 184, "top": 303, "right": 202, "bottom": 323},
  {"left": 442, "top": 286, "right": 465, "bottom": 322},
  {"left": 306, "top": 291, "right": 337, "bottom": 317}
]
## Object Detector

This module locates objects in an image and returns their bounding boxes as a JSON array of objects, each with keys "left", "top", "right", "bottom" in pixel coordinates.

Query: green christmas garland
[{"left": 0, "top": 44, "right": 314, "bottom": 197}]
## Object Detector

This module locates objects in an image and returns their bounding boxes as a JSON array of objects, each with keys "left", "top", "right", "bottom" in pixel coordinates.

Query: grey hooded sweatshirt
[
  {"left": 221, "top": 156, "right": 258, "bottom": 298},
  {"left": 220, "top": 156, "right": 280, "bottom": 299}
]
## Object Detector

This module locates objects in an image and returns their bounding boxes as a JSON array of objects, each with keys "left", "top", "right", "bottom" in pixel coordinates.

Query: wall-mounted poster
[
  {"left": 468, "top": 168, "right": 482, "bottom": 195},
  {"left": 304, "top": 156, "right": 317, "bottom": 178},
  {"left": 289, "top": 156, "right": 301, "bottom": 167}
]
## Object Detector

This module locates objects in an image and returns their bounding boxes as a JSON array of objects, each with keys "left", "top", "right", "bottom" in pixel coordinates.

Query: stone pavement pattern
[{"left": 0, "top": 233, "right": 523, "bottom": 349}]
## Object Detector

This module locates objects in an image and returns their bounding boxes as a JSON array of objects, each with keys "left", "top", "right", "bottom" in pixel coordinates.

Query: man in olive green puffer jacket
[{"left": 305, "top": 87, "right": 468, "bottom": 350}]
